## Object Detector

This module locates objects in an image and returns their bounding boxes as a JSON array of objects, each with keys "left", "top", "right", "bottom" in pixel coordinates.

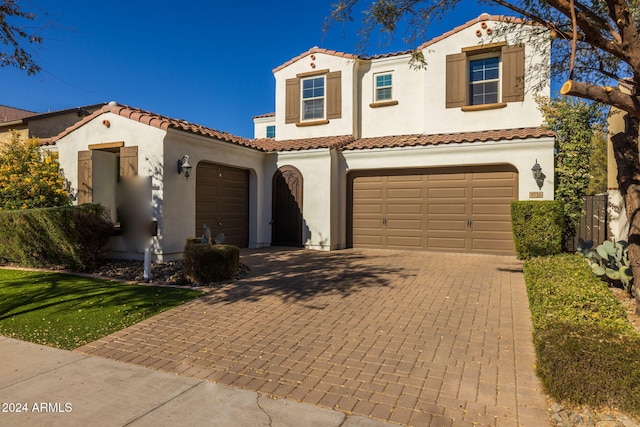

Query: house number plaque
[{"left": 529, "top": 191, "right": 543, "bottom": 199}]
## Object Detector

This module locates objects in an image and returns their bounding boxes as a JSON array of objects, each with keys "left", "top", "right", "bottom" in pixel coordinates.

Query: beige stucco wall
[
  {"left": 421, "top": 20, "right": 550, "bottom": 134},
  {"left": 274, "top": 53, "right": 356, "bottom": 140},
  {"left": 0, "top": 126, "right": 28, "bottom": 144}
]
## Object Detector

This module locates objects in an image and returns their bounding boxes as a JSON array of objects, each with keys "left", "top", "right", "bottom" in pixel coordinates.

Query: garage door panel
[
  {"left": 428, "top": 237, "right": 466, "bottom": 250},
  {"left": 354, "top": 204, "right": 382, "bottom": 214},
  {"left": 473, "top": 204, "right": 510, "bottom": 215},
  {"left": 350, "top": 166, "right": 517, "bottom": 254},
  {"left": 473, "top": 187, "right": 516, "bottom": 198},
  {"left": 428, "top": 187, "right": 466, "bottom": 198},
  {"left": 354, "top": 219, "right": 382, "bottom": 228},
  {"left": 429, "top": 203, "right": 466, "bottom": 214},
  {"left": 387, "top": 188, "right": 422, "bottom": 198},
  {"left": 386, "top": 236, "right": 422, "bottom": 248},
  {"left": 387, "top": 203, "right": 422, "bottom": 214},
  {"left": 196, "top": 163, "right": 249, "bottom": 247},
  {"left": 387, "top": 219, "right": 421, "bottom": 230}
]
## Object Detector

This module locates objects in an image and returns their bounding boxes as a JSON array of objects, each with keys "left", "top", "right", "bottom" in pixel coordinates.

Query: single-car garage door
[
  {"left": 348, "top": 165, "right": 518, "bottom": 255},
  {"left": 196, "top": 162, "right": 249, "bottom": 247}
]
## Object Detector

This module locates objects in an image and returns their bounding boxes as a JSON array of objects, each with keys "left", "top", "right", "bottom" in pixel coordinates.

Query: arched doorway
[{"left": 272, "top": 166, "right": 303, "bottom": 246}]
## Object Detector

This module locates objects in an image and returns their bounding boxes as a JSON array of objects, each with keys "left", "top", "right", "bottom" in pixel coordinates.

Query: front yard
[{"left": 0, "top": 269, "right": 203, "bottom": 350}]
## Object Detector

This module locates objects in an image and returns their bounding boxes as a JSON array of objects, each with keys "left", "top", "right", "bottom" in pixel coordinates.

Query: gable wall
[
  {"left": 274, "top": 53, "right": 356, "bottom": 141},
  {"left": 422, "top": 21, "right": 550, "bottom": 134}
]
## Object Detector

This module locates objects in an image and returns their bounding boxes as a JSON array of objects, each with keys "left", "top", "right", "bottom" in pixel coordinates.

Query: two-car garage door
[{"left": 348, "top": 165, "right": 518, "bottom": 255}]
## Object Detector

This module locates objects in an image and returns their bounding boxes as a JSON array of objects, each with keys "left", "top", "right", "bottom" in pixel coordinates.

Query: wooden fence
[{"left": 567, "top": 194, "right": 608, "bottom": 252}]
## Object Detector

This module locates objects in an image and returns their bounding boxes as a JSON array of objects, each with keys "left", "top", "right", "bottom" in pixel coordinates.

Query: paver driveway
[{"left": 77, "top": 248, "right": 550, "bottom": 426}]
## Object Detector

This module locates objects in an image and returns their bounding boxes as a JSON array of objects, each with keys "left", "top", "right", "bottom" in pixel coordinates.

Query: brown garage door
[
  {"left": 196, "top": 162, "right": 249, "bottom": 247},
  {"left": 348, "top": 165, "right": 518, "bottom": 255}
]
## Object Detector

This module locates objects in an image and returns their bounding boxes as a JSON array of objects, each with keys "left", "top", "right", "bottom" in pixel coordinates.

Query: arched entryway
[{"left": 272, "top": 166, "right": 303, "bottom": 246}]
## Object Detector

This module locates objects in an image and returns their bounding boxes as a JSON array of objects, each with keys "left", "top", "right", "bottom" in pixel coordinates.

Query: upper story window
[
  {"left": 266, "top": 125, "right": 276, "bottom": 138},
  {"left": 469, "top": 56, "right": 499, "bottom": 105},
  {"left": 375, "top": 73, "right": 393, "bottom": 101},
  {"left": 302, "top": 76, "right": 325, "bottom": 120},
  {"left": 285, "top": 70, "right": 341, "bottom": 125},
  {"left": 446, "top": 43, "right": 524, "bottom": 111}
]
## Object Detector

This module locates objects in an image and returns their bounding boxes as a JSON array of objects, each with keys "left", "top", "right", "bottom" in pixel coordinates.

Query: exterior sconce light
[
  {"left": 177, "top": 155, "right": 192, "bottom": 180},
  {"left": 531, "top": 159, "right": 545, "bottom": 190}
]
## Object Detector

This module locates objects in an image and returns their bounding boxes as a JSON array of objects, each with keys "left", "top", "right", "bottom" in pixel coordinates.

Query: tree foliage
[
  {"left": 0, "top": 132, "right": 70, "bottom": 210},
  {"left": 587, "top": 130, "right": 608, "bottom": 195},
  {"left": 0, "top": 0, "right": 42, "bottom": 75},
  {"left": 538, "top": 97, "right": 602, "bottom": 247}
]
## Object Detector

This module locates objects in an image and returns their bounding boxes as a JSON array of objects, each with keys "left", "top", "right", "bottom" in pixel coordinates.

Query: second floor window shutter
[
  {"left": 501, "top": 44, "right": 525, "bottom": 102},
  {"left": 285, "top": 78, "right": 300, "bottom": 123},
  {"left": 77, "top": 150, "right": 93, "bottom": 204},
  {"left": 119, "top": 146, "right": 138, "bottom": 177},
  {"left": 326, "top": 71, "right": 342, "bottom": 119},
  {"left": 446, "top": 53, "right": 466, "bottom": 108}
]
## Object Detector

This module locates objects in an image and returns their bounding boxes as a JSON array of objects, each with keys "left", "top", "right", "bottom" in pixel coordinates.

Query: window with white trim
[
  {"left": 301, "top": 76, "right": 325, "bottom": 120},
  {"left": 375, "top": 73, "right": 393, "bottom": 101},
  {"left": 469, "top": 56, "right": 499, "bottom": 105},
  {"left": 266, "top": 125, "right": 275, "bottom": 138}
]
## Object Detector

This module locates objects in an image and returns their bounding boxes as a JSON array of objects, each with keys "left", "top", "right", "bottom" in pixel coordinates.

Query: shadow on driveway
[{"left": 206, "top": 247, "right": 404, "bottom": 304}]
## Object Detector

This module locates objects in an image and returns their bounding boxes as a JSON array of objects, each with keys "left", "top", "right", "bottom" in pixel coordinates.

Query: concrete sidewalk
[{"left": 0, "top": 337, "right": 392, "bottom": 427}]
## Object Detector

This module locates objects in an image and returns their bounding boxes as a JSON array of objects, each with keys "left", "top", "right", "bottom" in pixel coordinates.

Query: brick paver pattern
[{"left": 77, "top": 248, "right": 550, "bottom": 426}]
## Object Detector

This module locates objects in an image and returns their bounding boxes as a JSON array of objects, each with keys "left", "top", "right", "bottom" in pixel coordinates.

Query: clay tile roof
[
  {"left": 253, "top": 135, "right": 355, "bottom": 152},
  {"left": 362, "top": 50, "right": 414, "bottom": 60},
  {"left": 342, "top": 127, "right": 555, "bottom": 150},
  {"left": 418, "top": 14, "right": 527, "bottom": 51},
  {"left": 253, "top": 112, "right": 276, "bottom": 119},
  {"left": 40, "top": 102, "right": 263, "bottom": 150},
  {"left": 273, "top": 47, "right": 359, "bottom": 73}
]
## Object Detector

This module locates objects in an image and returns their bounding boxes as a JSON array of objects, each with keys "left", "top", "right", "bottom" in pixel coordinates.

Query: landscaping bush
[
  {"left": 0, "top": 204, "right": 113, "bottom": 271},
  {"left": 183, "top": 240, "right": 239, "bottom": 283},
  {"left": 524, "top": 254, "right": 640, "bottom": 414},
  {"left": 511, "top": 200, "right": 563, "bottom": 259}
]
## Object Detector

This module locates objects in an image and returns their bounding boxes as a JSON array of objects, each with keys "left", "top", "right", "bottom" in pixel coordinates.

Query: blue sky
[{"left": 3, "top": 1, "right": 513, "bottom": 138}]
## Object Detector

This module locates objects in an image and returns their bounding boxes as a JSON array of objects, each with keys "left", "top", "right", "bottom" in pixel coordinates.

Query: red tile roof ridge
[
  {"left": 273, "top": 47, "right": 358, "bottom": 73},
  {"left": 253, "top": 112, "right": 276, "bottom": 119},
  {"left": 417, "top": 14, "right": 528, "bottom": 51},
  {"left": 40, "top": 102, "right": 261, "bottom": 150},
  {"left": 253, "top": 134, "right": 355, "bottom": 152},
  {"left": 342, "top": 127, "right": 555, "bottom": 150}
]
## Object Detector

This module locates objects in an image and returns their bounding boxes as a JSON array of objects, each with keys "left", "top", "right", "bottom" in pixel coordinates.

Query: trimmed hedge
[
  {"left": 511, "top": 200, "right": 563, "bottom": 259},
  {"left": 183, "top": 240, "right": 239, "bottom": 284},
  {"left": 0, "top": 204, "right": 113, "bottom": 271},
  {"left": 524, "top": 254, "right": 640, "bottom": 414}
]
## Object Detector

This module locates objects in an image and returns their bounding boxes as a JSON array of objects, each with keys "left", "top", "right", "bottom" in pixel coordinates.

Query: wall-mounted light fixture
[
  {"left": 531, "top": 159, "right": 545, "bottom": 190},
  {"left": 177, "top": 155, "right": 192, "bottom": 180}
]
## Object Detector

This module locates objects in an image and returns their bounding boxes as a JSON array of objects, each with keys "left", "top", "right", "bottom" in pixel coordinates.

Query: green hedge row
[
  {"left": 524, "top": 254, "right": 640, "bottom": 414},
  {"left": 511, "top": 200, "right": 564, "bottom": 259},
  {"left": 0, "top": 204, "right": 113, "bottom": 271}
]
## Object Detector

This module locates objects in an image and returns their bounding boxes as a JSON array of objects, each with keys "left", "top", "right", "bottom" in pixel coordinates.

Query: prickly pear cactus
[{"left": 576, "top": 238, "right": 633, "bottom": 290}]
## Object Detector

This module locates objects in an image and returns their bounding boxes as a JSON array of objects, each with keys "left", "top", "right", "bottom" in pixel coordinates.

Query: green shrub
[
  {"left": 0, "top": 204, "right": 113, "bottom": 271},
  {"left": 511, "top": 200, "right": 563, "bottom": 259},
  {"left": 183, "top": 241, "right": 239, "bottom": 284},
  {"left": 524, "top": 254, "right": 640, "bottom": 414}
]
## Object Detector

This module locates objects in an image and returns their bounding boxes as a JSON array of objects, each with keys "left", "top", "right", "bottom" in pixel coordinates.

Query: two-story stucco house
[{"left": 43, "top": 14, "right": 555, "bottom": 261}]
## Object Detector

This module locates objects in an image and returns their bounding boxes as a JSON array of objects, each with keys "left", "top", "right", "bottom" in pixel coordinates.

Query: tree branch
[{"left": 561, "top": 80, "right": 640, "bottom": 118}]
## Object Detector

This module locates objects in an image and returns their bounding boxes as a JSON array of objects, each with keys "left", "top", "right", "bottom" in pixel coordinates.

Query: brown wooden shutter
[
  {"left": 77, "top": 150, "right": 93, "bottom": 204},
  {"left": 326, "top": 71, "right": 342, "bottom": 119},
  {"left": 119, "top": 146, "right": 138, "bottom": 177},
  {"left": 446, "top": 53, "right": 467, "bottom": 108},
  {"left": 285, "top": 78, "right": 300, "bottom": 124},
  {"left": 501, "top": 44, "right": 525, "bottom": 102}
]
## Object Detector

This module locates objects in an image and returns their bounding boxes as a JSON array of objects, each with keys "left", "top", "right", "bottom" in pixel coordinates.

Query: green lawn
[{"left": 0, "top": 269, "right": 204, "bottom": 350}]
